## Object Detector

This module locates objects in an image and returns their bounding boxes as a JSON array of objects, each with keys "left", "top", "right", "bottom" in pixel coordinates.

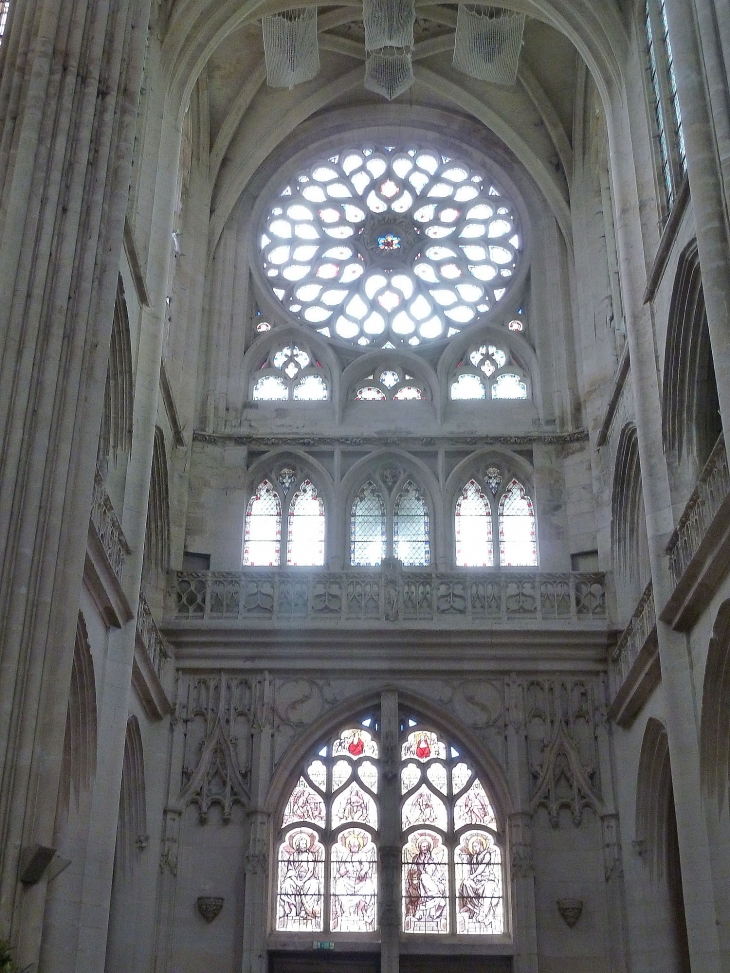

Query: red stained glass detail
[
  {"left": 349, "top": 737, "right": 365, "bottom": 756},
  {"left": 416, "top": 738, "right": 431, "bottom": 759}
]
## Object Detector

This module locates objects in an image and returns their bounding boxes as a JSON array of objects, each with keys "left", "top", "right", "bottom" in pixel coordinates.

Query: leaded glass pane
[
  {"left": 393, "top": 385, "right": 424, "bottom": 400},
  {"left": 276, "top": 829, "right": 325, "bottom": 930},
  {"left": 331, "top": 830, "right": 378, "bottom": 931},
  {"left": 351, "top": 482, "right": 386, "bottom": 565},
  {"left": 356, "top": 386, "right": 387, "bottom": 400},
  {"left": 332, "top": 782, "right": 378, "bottom": 828},
  {"left": 243, "top": 479, "right": 281, "bottom": 565},
  {"left": 307, "top": 759, "right": 327, "bottom": 790},
  {"left": 657, "top": 0, "right": 685, "bottom": 174},
  {"left": 451, "top": 373, "right": 485, "bottom": 400},
  {"left": 358, "top": 760, "right": 379, "bottom": 793},
  {"left": 454, "top": 779, "right": 498, "bottom": 830},
  {"left": 253, "top": 374, "right": 289, "bottom": 401},
  {"left": 452, "top": 762, "right": 472, "bottom": 793},
  {"left": 287, "top": 479, "right": 325, "bottom": 566},
  {"left": 293, "top": 374, "right": 329, "bottom": 400},
  {"left": 394, "top": 480, "right": 430, "bottom": 566},
  {"left": 402, "top": 784, "right": 448, "bottom": 830},
  {"left": 401, "top": 763, "right": 421, "bottom": 794},
  {"left": 283, "top": 777, "right": 327, "bottom": 827},
  {"left": 402, "top": 832, "right": 449, "bottom": 933},
  {"left": 333, "top": 727, "right": 379, "bottom": 759},
  {"left": 491, "top": 372, "right": 527, "bottom": 399},
  {"left": 401, "top": 730, "right": 447, "bottom": 762},
  {"left": 333, "top": 760, "right": 352, "bottom": 791},
  {"left": 499, "top": 479, "right": 537, "bottom": 566},
  {"left": 427, "top": 763, "right": 448, "bottom": 794},
  {"left": 456, "top": 831, "right": 503, "bottom": 934},
  {"left": 455, "top": 479, "right": 493, "bottom": 566}
]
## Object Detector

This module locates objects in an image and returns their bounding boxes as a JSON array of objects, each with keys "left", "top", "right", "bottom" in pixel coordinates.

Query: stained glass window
[
  {"left": 260, "top": 144, "right": 522, "bottom": 347},
  {"left": 243, "top": 479, "right": 281, "bottom": 565},
  {"left": 394, "top": 480, "right": 430, "bottom": 566},
  {"left": 498, "top": 479, "right": 537, "bottom": 566},
  {"left": 353, "top": 363, "right": 425, "bottom": 401},
  {"left": 450, "top": 342, "right": 527, "bottom": 401},
  {"left": 491, "top": 373, "right": 527, "bottom": 399},
  {"left": 455, "top": 480, "right": 493, "bottom": 566},
  {"left": 276, "top": 712, "right": 504, "bottom": 938},
  {"left": 351, "top": 482, "right": 387, "bottom": 565},
  {"left": 276, "top": 720, "right": 380, "bottom": 933},
  {"left": 287, "top": 479, "right": 325, "bottom": 566},
  {"left": 251, "top": 342, "right": 329, "bottom": 401},
  {"left": 645, "top": 0, "right": 685, "bottom": 209}
]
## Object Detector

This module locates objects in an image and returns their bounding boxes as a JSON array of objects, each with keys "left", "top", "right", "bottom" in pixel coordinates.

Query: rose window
[{"left": 260, "top": 146, "right": 521, "bottom": 347}]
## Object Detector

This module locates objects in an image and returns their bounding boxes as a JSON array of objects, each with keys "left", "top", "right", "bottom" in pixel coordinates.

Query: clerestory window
[
  {"left": 251, "top": 342, "right": 328, "bottom": 401},
  {"left": 455, "top": 471, "right": 537, "bottom": 567},
  {"left": 350, "top": 475, "right": 430, "bottom": 566},
  {"left": 275, "top": 713, "right": 505, "bottom": 936},
  {"left": 354, "top": 365, "right": 425, "bottom": 401},
  {"left": 644, "top": 0, "right": 686, "bottom": 210},
  {"left": 450, "top": 341, "right": 527, "bottom": 400},
  {"left": 243, "top": 471, "right": 325, "bottom": 566}
]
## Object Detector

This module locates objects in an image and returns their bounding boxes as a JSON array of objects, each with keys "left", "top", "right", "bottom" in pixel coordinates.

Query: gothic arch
[
  {"left": 144, "top": 427, "right": 171, "bottom": 581},
  {"left": 341, "top": 350, "right": 438, "bottom": 408},
  {"left": 241, "top": 326, "right": 339, "bottom": 406},
  {"left": 116, "top": 716, "right": 147, "bottom": 875},
  {"left": 635, "top": 717, "right": 672, "bottom": 880},
  {"left": 700, "top": 599, "right": 730, "bottom": 810},
  {"left": 98, "top": 276, "right": 133, "bottom": 471},
  {"left": 265, "top": 687, "right": 513, "bottom": 827},
  {"left": 612, "top": 423, "right": 650, "bottom": 610},
  {"left": 439, "top": 322, "right": 540, "bottom": 408},
  {"left": 59, "top": 613, "right": 98, "bottom": 816},
  {"left": 662, "top": 239, "right": 721, "bottom": 468}
]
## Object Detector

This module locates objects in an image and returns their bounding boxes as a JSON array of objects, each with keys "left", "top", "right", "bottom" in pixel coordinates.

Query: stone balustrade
[
  {"left": 169, "top": 568, "right": 607, "bottom": 625},
  {"left": 137, "top": 593, "right": 168, "bottom": 680},
  {"left": 610, "top": 581, "right": 656, "bottom": 699},
  {"left": 90, "top": 469, "right": 130, "bottom": 583},
  {"left": 666, "top": 434, "right": 729, "bottom": 588}
]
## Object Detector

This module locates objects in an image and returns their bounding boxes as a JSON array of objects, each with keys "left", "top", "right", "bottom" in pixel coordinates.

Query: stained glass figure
[
  {"left": 454, "top": 779, "right": 497, "bottom": 830},
  {"left": 351, "top": 482, "right": 386, "bottom": 565},
  {"left": 283, "top": 777, "right": 327, "bottom": 827},
  {"left": 333, "top": 727, "right": 379, "bottom": 759},
  {"left": 276, "top": 829, "right": 325, "bottom": 931},
  {"left": 287, "top": 479, "right": 325, "bottom": 566},
  {"left": 499, "top": 479, "right": 537, "bottom": 566},
  {"left": 243, "top": 479, "right": 281, "bottom": 565},
  {"left": 402, "top": 832, "right": 449, "bottom": 933},
  {"left": 402, "top": 730, "right": 446, "bottom": 762},
  {"left": 331, "top": 830, "right": 378, "bottom": 932},
  {"left": 332, "top": 782, "right": 378, "bottom": 828},
  {"left": 401, "top": 763, "right": 421, "bottom": 794},
  {"left": 456, "top": 831, "right": 503, "bottom": 934},
  {"left": 455, "top": 479, "right": 493, "bottom": 567},
  {"left": 402, "top": 784, "right": 448, "bottom": 830},
  {"left": 393, "top": 480, "right": 430, "bottom": 566}
]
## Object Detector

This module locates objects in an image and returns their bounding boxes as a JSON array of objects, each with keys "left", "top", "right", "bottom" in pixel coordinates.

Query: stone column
[
  {"left": 379, "top": 690, "right": 400, "bottom": 973},
  {"left": 0, "top": 0, "right": 151, "bottom": 965},
  {"left": 242, "top": 673, "right": 275, "bottom": 973},
  {"left": 660, "top": 0, "right": 730, "bottom": 436},
  {"left": 606, "top": 94, "right": 723, "bottom": 972},
  {"left": 504, "top": 679, "right": 537, "bottom": 973}
]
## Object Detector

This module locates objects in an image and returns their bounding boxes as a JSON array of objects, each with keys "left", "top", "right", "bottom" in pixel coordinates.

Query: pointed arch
[
  {"left": 700, "top": 599, "right": 730, "bottom": 811},
  {"left": 455, "top": 480, "right": 493, "bottom": 567},
  {"left": 351, "top": 480, "right": 386, "bottom": 567},
  {"left": 612, "top": 423, "right": 650, "bottom": 609},
  {"left": 287, "top": 479, "right": 326, "bottom": 566},
  {"left": 117, "top": 717, "right": 147, "bottom": 876},
  {"left": 393, "top": 479, "right": 430, "bottom": 566},
  {"left": 59, "top": 613, "right": 98, "bottom": 816},
  {"left": 144, "top": 427, "right": 171, "bottom": 580},
  {"left": 498, "top": 479, "right": 537, "bottom": 567},
  {"left": 243, "top": 478, "right": 282, "bottom": 566},
  {"left": 98, "top": 276, "right": 134, "bottom": 471},
  {"left": 662, "top": 239, "right": 721, "bottom": 468},
  {"left": 636, "top": 717, "right": 672, "bottom": 880}
]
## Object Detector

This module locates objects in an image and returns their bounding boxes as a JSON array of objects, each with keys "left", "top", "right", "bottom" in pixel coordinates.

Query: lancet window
[
  {"left": 644, "top": 0, "right": 686, "bottom": 209},
  {"left": 455, "top": 470, "right": 537, "bottom": 567},
  {"left": 354, "top": 365, "right": 425, "bottom": 401},
  {"left": 350, "top": 472, "right": 430, "bottom": 566},
  {"left": 275, "top": 713, "right": 505, "bottom": 937},
  {"left": 251, "top": 342, "right": 328, "bottom": 401},
  {"left": 450, "top": 342, "right": 527, "bottom": 401},
  {"left": 243, "top": 470, "right": 325, "bottom": 566}
]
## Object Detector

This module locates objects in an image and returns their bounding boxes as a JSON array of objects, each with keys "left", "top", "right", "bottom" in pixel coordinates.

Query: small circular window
[{"left": 259, "top": 145, "right": 522, "bottom": 347}]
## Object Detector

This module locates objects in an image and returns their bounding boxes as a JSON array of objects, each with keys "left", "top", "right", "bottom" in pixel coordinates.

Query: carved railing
[
  {"left": 90, "top": 469, "right": 130, "bottom": 583},
  {"left": 610, "top": 581, "right": 656, "bottom": 698},
  {"left": 169, "top": 569, "right": 607, "bottom": 625},
  {"left": 666, "top": 434, "right": 729, "bottom": 587},
  {"left": 137, "top": 593, "right": 168, "bottom": 680}
]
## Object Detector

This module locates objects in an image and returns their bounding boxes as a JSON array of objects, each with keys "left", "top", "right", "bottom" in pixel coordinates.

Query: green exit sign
[{"left": 312, "top": 941, "right": 334, "bottom": 950}]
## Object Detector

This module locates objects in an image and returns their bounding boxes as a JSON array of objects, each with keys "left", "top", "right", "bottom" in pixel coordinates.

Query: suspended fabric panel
[
  {"left": 364, "top": 48, "right": 414, "bottom": 100},
  {"left": 363, "top": 0, "right": 415, "bottom": 51},
  {"left": 452, "top": 7, "right": 525, "bottom": 86},
  {"left": 263, "top": 8, "right": 320, "bottom": 89}
]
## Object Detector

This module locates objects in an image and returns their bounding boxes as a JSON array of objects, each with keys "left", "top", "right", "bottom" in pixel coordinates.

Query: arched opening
[{"left": 612, "top": 424, "right": 651, "bottom": 619}]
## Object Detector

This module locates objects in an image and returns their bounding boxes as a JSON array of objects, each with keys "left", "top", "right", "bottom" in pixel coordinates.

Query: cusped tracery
[
  {"left": 252, "top": 342, "right": 328, "bottom": 401},
  {"left": 450, "top": 341, "right": 527, "bottom": 401},
  {"left": 260, "top": 146, "right": 522, "bottom": 347}
]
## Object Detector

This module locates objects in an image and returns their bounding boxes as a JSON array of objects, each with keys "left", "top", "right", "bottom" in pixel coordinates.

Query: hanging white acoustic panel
[
  {"left": 263, "top": 7, "right": 320, "bottom": 89},
  {"left": 362, "top": 0, "right": 415, "bottom": 51},
  {"left": 364, "top": 48, "right": 414, "bottom": 100},
  {"left": 452, "top": 6, "right": 525, "bottom": 86}
]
